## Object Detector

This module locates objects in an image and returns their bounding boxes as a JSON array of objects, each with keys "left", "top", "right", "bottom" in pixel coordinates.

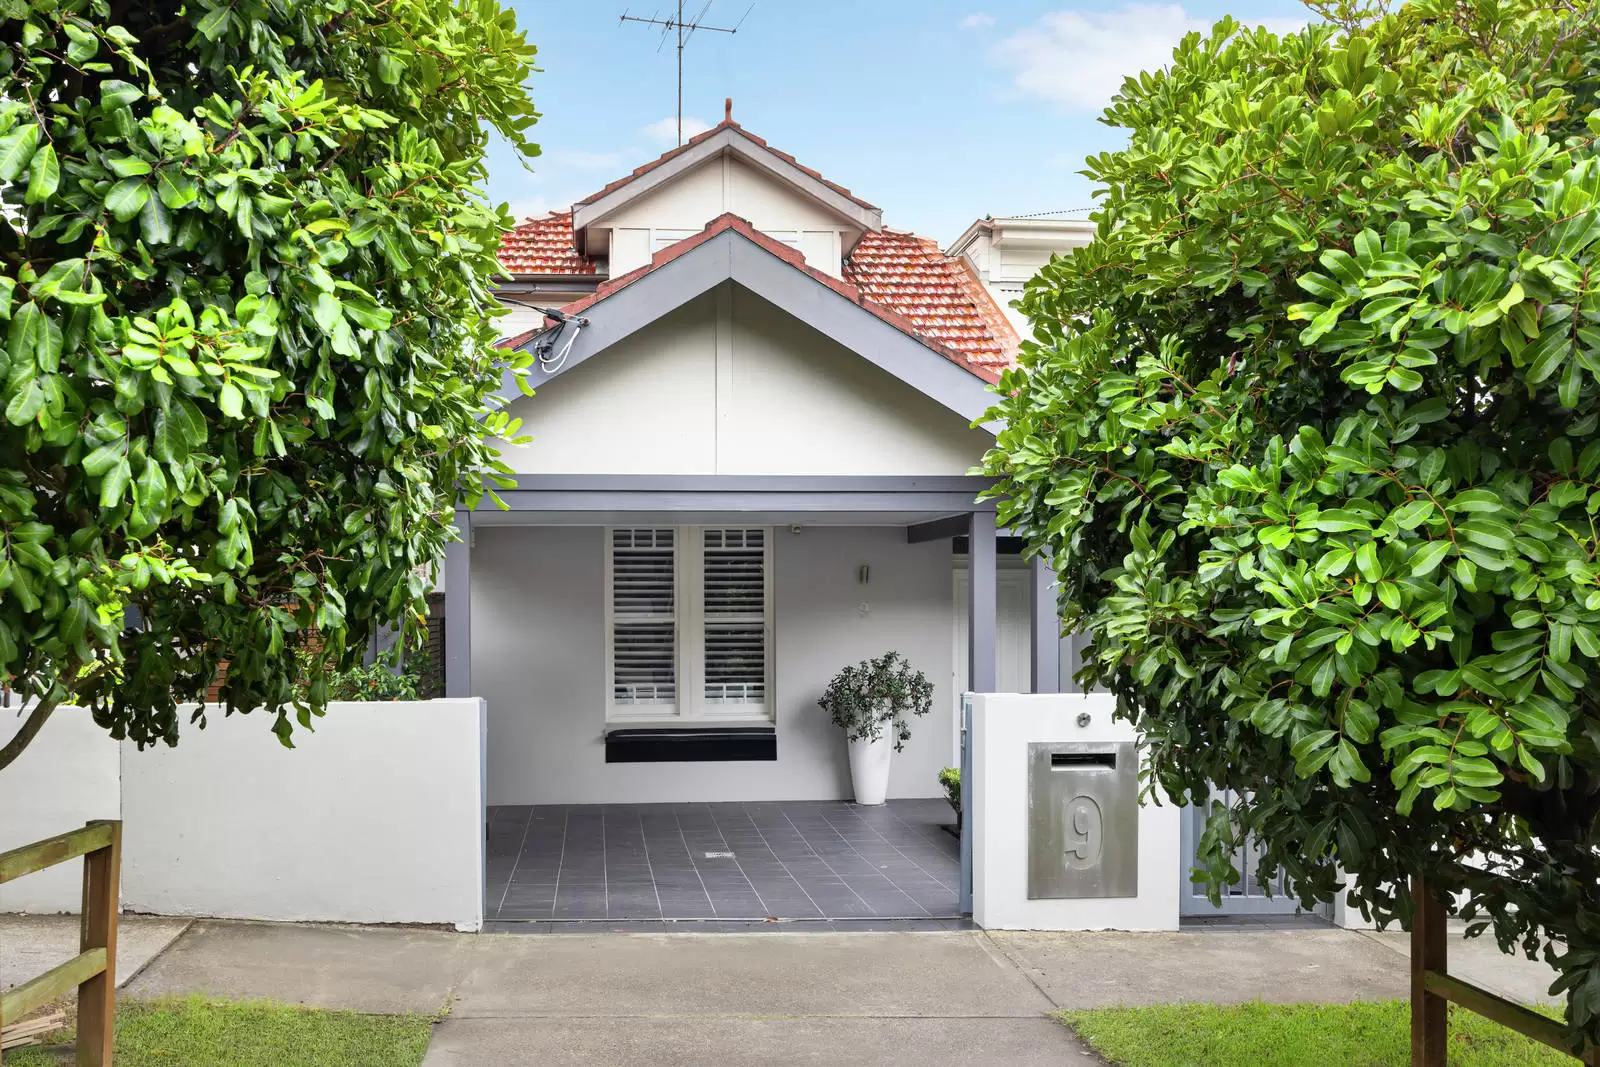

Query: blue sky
[{"left": 488, "top": 1, "right": 1310, "bottom": 246}]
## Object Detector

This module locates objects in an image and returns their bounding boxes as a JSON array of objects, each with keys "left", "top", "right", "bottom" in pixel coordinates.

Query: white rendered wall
[
  {"left": 0, "top": 706, "right": 121, "bottom": 913},
  {"left": 119, "top": 700, "right": 486, "bottom": 931},
  {"left": 493, "top": 287, "right": 991, "bottom": 476},
  {"left": 970, "top": 692, "right": 1180, "bottom": 931},
  {"left": 472, "top": 525, "right": 957, "bottom": 805},
  {"left": 597, "top": 156, "right": 854, "bottom": 277}
]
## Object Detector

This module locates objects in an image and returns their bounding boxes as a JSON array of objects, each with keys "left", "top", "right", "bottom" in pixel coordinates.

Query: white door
[{"left": 952, "top": 567, "right": 1032, "bottom": 756}]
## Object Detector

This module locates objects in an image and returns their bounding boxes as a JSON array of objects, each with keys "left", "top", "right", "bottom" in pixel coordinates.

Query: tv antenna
[{"left": 620, "top": 2, "right": 753, "bottom": 146}]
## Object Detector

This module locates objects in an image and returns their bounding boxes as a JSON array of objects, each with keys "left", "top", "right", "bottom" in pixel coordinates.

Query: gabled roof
[
  {"left": 570, "top": 121, "right": 884, "bottom": 239},
  {"left": 576, "top": 118, "right": 879, "bottom": 213},
  {"left": 843, "top": 231, "right": 1019, "bottom": 373},
  {"left": 559, "top": 214, "right": 1002, "bottom": 384},
  {"left": 499, "top": 212, "right": 599, "bottom": 277},
  {"left": 494, "top": 219, "right": 1020, "bottom": 376},
  {"left": 499, "top": 213, "right": 1002, "bottom": 423}
]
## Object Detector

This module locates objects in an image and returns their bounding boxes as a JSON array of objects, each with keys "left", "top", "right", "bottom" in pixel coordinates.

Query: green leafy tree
[
  {"left": 981, "top": 0, "right": 1600, "bottom": 1047},
  {"left": 0, "top": 0, "right": 538, "bottom": 769}
]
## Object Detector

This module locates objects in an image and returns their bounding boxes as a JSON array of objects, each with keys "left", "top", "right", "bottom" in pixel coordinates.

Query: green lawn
[
  {"left": 1059, "top": 1000, "right": 1577, "bottom": 1067},
  {"left": 5, "top": 996, "right": 433, "bottom": 1067}
]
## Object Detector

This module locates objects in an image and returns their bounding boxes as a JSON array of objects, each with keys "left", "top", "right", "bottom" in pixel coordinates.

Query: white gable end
[
  {"left": 581, "top": 144, "right": 865, "bottom": 279},
  {"left": 494, "top": 286, "right": 992, "bottom": 477}
]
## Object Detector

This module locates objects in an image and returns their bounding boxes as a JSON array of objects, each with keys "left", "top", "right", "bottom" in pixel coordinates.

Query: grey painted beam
[
  {"left": 967, "top": 511, "right": 997, "bottom": 694},
  {"left": 480, "top": 474, "right": 997, "bottom": 515},
  {"left": 906, "top": 514, "right": 970, "bottom": 543},
  {"left": 444, "top": 511, "right": 472, "bottom": 699},
  {"left": 1030, "top": 551, "right": 1061, "bottom": 694}
]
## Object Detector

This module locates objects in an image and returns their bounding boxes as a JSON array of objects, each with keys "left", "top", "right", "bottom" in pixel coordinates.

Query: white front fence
[{"left": 0, "top": 699, "right": 486, "bottom": 932}]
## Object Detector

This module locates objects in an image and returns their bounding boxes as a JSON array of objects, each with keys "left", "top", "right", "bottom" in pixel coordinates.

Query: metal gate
[{"left": 1179, "top": 788, "right": 1310, "bottom": 917}]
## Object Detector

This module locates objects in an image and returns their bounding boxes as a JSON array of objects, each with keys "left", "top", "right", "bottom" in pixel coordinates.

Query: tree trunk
[{"left": 0, "top": 696, "right": 60, "bottom": 772}]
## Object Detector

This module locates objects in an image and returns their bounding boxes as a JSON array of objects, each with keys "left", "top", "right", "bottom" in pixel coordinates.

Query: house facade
[{"left": 442, "top": 112, "right": 1098, "bottom": 810}]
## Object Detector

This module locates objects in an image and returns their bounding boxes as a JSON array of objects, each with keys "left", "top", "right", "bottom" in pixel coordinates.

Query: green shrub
[
  {"left": 938, "top": 767, "right": 961, "bottom": 812},
  {"left": 817, "top": 651, "right": 933, "bottom": 751},
  {"left": 981, "top": 0, "right": 1600, "bottom": 1046}
]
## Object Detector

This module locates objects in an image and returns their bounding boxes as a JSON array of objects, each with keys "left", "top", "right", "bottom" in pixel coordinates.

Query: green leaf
[
  {"left": 0, "top": 123, "right": 40, "bottom": 182},
  {"left": 1310, "top": 509, "right": 1372, "bottom": 532},
  {"left": 105, "top": 179, "right": 150, "bottom": 222},
  {"left": 24, "top": 143, "right": 57, "bottom": 203},
  {"left": 1356, "top": 541, "right": 1382, "bottom": 582},
  {"left": 99, "top": 457, "right": 131, "bottom": 509},
  {"left": 196, "top": 5, "right": 230, "bottom": 40},
  {"left": 104, "top": 154, "right": 152, "bottom": 178},
  {"left": 99, "top": 80, "right": 143, "bottom": 110},
  {"left": 1409, "top": 540, "right": 1451, "bottom": 576},
  {"left": 218, "top": 382, "right": 244, "bottom": 419},
  {"left": 141, "top": 193, "right": 172, "bottom": 244},
  {"left": 156, "top": 169, "right": 199, "bottom": 209}
]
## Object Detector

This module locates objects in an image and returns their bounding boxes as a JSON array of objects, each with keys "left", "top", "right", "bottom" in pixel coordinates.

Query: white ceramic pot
[{"left": 847, "top": 733, "right": 894, "bottom": 805}]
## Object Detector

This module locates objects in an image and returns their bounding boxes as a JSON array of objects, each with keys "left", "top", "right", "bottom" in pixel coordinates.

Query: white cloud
[
  {"left": 995, "top": 4, "right": 1304, "bottom": 113},
  {"left": 961, "top": 13, "right": 995, "bottom": 30},
  {"left": 642, "top": 115, "right": 713, "bottom": 146}
]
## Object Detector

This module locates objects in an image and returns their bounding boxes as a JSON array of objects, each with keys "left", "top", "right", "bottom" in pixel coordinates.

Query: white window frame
[{"left": 604, "top": 525, "right": 774, "bottom": 725}]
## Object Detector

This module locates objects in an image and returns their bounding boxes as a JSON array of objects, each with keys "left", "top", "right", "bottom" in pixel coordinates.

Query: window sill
[{"left": 604, "top": 725, "right": 776, "bottom": 764}]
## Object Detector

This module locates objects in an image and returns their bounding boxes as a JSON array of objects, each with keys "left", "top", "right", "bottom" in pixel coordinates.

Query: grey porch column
[
  {"left": 444, "top": 509, "right": 472, "bottom": 698},
  {"left": 968, "top": 511, "right": 997, "bottom": 693},
  {"left": 1030, "top": 551, "right": 1061, "bottom": 694}
]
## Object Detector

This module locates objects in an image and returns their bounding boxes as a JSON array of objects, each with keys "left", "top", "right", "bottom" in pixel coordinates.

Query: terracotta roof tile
[
  {"left": 498, "top": 212, "right": 598, "bottom": 276},
  {"left": 526, "top": 214, "right": 1004, "bottom": 383},
  {"left": 842, "top": 230, "right": 1020, "bottom": 372}
]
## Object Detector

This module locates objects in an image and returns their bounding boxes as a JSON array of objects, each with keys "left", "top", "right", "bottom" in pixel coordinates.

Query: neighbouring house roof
[
  {"left": 494, "top": 218, "right": 1020, "bottom": 376},
  {"left": 842, "top": 230, "right": 1020, "bottom": 374},
  {"left": 498, "top": 212, "right": 599, "bottom": 277}
]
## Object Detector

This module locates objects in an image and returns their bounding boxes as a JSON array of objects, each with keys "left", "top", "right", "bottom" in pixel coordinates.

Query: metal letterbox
[{"left": 1027, "top": 741, "right": 1138, "bottom": 899}]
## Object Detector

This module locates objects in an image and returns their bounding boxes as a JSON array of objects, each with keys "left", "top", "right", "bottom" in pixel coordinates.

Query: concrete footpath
[{"left": 2, "top": 916, "right": 1565, "bottom": 1066}]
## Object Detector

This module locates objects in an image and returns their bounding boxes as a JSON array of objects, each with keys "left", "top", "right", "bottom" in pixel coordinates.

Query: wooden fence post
[
  {"left": 1412, "top": 873, "right": 1449, "bottom": 1067},
  {"left": 76, "top": 820, "right": 120, "bottom": 1067}
]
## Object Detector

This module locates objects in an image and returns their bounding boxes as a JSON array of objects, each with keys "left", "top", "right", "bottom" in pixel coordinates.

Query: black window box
[{"left": 605, "top": 727, "right": 777, "bottom": 763}]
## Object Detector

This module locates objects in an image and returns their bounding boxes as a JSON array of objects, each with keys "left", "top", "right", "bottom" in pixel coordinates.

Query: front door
[{"left": 951, "top": 567, "right": 1031, "bottom": 754}]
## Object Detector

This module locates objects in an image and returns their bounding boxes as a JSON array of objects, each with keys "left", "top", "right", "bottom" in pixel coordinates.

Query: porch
[
  {"left": 443, "top": 476, "right": 1065, "bottom": 808},
  {"left": 484, "top": 799, "right": 960, "bottom": 925}
]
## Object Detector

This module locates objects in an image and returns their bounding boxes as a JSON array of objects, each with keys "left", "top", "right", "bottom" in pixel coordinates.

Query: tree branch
[{"left": 0, "top": 696, "right": 61, "bottom": 772}]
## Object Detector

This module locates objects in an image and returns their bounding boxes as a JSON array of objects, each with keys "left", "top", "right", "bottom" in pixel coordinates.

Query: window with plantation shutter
[
  {"left": 605, "top": 526, "right": 771, "bottom": 723},
  {"left": 702, "top": 528, "right": 766, "bottom": 712},
  {"left": 609, "top": 528, "right": 678, "bottom": 711}
]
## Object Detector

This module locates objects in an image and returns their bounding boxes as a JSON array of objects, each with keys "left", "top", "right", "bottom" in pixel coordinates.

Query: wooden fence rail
[
  {"left": 0, "top": 820, "right": 121, "bottom": 1066},
  {"left": 1412, "top": 874, "right": 1598, "bottom": 1066}
]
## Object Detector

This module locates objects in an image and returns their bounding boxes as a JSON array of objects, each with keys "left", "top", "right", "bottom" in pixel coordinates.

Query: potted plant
[{"left": 818, "top": 651, "right": 932, "bottom": 805}]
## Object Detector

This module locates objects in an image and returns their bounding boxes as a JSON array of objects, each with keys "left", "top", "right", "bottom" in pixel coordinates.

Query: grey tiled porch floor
[{"left": 485, "top": 800, "right": 961, "bottom": 923}]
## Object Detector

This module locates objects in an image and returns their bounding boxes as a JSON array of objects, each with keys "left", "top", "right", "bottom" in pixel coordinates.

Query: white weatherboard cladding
[
  {"left": 596, "top": 155, "right": 854, "bottom": 277},
  {"left": 494, "top": 288, "right": 991, "bottom": 476},
  {"left": 472, "top": 525, "right": 958, "bottom": 805}
]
